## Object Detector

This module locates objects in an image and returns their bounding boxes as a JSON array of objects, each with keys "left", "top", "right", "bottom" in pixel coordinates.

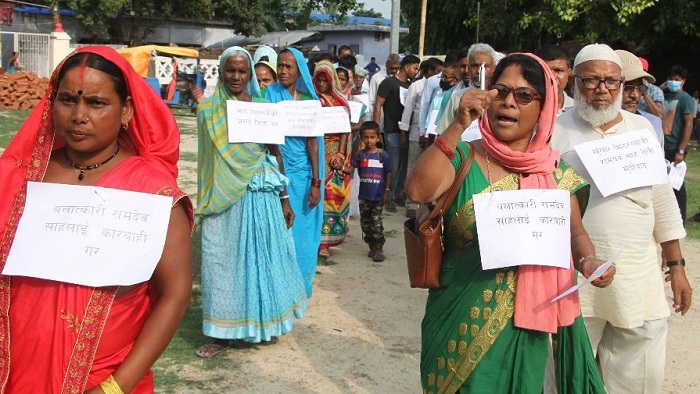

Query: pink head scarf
[{"left": 479, "top": 52, "right": 579, "bottom": 333}]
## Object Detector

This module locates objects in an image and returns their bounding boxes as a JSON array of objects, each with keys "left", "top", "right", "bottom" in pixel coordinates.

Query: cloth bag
[{"left": 404, "top": 143, "right": 474, "bottom": 288}]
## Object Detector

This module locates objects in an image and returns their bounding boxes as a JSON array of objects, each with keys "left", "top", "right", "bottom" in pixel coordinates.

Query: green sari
[{"left": 421, "top": 142, "right": 605, "bottom": 394}]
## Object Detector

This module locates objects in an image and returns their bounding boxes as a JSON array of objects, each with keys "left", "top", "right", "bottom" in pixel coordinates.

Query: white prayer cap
[{"left": 573, "top": 44, "right": 621, "bottom": 69}]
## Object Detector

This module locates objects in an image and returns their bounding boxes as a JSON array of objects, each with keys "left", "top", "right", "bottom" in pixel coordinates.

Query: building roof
[
  {"left": 11, "top": 6, "right": 75, "bottom": 16},
  {"left": 311, "top": 24, "right": 408, "bottom": 34},
  {"left": 310, "top": 13, "right": 393, "bottom": 26},
  {"left": 308, "top": 13, "right": 409, "bottom": 33},
  {"left": 205, "top": 30, "right": 320, "bottom": 49}
]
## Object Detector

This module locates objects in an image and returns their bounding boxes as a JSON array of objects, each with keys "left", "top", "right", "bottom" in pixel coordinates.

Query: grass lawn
[
  {"left": 683, "top": 143, "right": 700, "bottom": 238},
  {"left": 0, "top": 110, "right": 31, "bottom": 148}
]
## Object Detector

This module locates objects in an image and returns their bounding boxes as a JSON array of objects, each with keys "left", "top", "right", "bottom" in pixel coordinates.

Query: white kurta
[{"left": 551, "top": 110, "right": 686, "bottom": 328}]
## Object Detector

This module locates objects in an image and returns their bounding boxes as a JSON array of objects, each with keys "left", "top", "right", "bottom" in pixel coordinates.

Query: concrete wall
[
  {"left": 3, "top": 10, "right": 234, "bottom": 47},
  {"left": 300, "top": 30, "right": 392, "bottom": 67}
]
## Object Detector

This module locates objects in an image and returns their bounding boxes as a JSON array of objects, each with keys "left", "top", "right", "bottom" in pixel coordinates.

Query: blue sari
[{"left": 265, "top": 48, "right": 325, "bottom": 298}]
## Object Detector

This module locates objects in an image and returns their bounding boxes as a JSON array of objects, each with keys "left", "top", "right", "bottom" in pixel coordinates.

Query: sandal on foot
[
  {"left": 259, "top": 337, "right": 279, "bottom": 346},
  {"left": 196, "top": 342, "right": 229, "bottom": 358},
  {"left": 319, "top": 247, "right": 331, "bottom": 258}
]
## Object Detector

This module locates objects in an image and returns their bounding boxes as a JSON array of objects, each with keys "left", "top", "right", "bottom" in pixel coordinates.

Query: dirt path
[{"left": 169, "top": 118, "right": 700, "bottom": 392}]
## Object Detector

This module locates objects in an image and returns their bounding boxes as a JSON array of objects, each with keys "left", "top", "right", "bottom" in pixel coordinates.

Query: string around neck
[{"left": 64, "top": 145, "right": 121, "bottom": 181}]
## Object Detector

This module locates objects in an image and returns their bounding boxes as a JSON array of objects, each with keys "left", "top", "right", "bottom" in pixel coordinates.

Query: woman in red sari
[
  {"left": 313, "top": 61, "right": 351, "bottom": 257},
  {"left": 0, "top": 46, "right": 193, "bottom": 393}
]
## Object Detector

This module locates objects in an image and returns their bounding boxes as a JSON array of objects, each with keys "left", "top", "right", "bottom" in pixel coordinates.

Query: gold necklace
[{"left": 485, "top": 149, "right": 493, "bottom": 186}]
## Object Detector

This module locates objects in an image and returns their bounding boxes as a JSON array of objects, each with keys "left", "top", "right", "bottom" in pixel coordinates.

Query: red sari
[{"left": 0, "top": 46, "right": 193, "bottom": 393}]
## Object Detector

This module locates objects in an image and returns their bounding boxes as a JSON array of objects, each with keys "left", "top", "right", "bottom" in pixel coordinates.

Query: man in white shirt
[
  {"left": 551, "top": 44, "right": 692, "bottom": 394},
  {"left": 398, "top": 57, "right": 443, "bottom": 218},
  {"left": 435, "top": 43, "right": 498, "bottom": 135}
]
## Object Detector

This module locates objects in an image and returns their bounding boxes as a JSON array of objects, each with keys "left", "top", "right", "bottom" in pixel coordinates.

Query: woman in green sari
[{"left": 406, "top": 53, "right": 616, "bottom": 393}]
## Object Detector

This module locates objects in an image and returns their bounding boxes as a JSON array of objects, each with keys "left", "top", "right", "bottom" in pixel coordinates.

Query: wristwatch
[{"left": 678, "top": 149, "right": 686, "bottom": 155}]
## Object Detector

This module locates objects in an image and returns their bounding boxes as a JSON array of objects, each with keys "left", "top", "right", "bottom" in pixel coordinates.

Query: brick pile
[{"left": 0, "top": 72, "right": 49, "bottom": 110}]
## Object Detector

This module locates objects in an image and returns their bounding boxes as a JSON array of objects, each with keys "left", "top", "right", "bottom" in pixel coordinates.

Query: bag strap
[{"left": 429, "top": 142, "right": 475, "bottom": 221}]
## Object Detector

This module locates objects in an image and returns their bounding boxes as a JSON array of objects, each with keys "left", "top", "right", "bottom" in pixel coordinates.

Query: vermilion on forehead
[{"left": 56, "top": 67, "right": 118, "bottom": 97}]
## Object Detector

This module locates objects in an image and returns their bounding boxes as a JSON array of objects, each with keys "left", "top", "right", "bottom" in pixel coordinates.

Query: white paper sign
[
  {"left": 668, "top": 161, "right": 687, "bottom": 191},
  {"left": 573, "top": 129, "right": 667, "bottom": 197},
  {"left": 355, "top": 93, "right": 369, "bottom": 107},
  {"left": 551, "top": 250, "right": 621, "bottom": 303},
  {"left": 313, "top": 106, "right": 351, "bottom": 135},
  {"left": 280, "top": 100, "right": 324, "bottom": 137},
  {"left": 461, "top": 119, "right": 482, "bottom": 141},
  {"left": 226, "top": 100, "right": 285, "bottom": 144},
  {"left": 3, "top": 182, "right": 172, "bottom": 287},
  {"left": 473, "top": 189, "right": 571, "bottom": 270},
  {"left": 348, "top": 101, "right": 364, "bottom": 123},
  {"left": 399, "top": 86, "right": 408, "bottom": 107}
]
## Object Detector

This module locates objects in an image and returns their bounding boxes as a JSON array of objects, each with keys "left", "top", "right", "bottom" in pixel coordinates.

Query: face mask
[
  {"left": 667, "top": 80, "right": 682, "bottom": 92},
  {"left": 440, "top": 80, "right": 454, "bottom": 91}
]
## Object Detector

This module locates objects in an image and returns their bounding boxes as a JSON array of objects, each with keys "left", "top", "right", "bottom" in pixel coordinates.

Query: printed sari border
[
  {"left": 0, "top": 97, "right": 55, "bottom": 390},
  {"left": 60, "top": 287, "right": 118, "bottom": 394},
  {"left": 440, "top": 284, "right": 516, "bottom": 393}
]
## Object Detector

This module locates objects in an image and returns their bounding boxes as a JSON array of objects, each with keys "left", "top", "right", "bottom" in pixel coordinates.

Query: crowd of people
[{"left": 0, "top": 38, "right": 695, "bottom": 392}]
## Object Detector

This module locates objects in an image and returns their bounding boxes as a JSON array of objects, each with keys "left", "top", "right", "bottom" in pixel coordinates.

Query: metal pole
[
  {"left": 390, "top": 0, "right": 400, "bottom": 54},
  {"left": 476, "top": 0, "right": 481, "bottom": 43},
  {"left": 418, "top": 0, "right": 427, "bottom": 58}
]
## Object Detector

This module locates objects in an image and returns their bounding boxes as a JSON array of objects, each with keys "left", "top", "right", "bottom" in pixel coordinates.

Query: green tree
[
  {"left": 40, "top": 0, "right": 220, "bottom": 43},
  {"left": 211, "top": 0, "right": 286, "bottom": 37},
  {"left": 285, "top": 0, "right": 361, "bottom": 29},
  {"left": 43, "top": 0, "right": 365, "bottom": 43},
  {"left": 353, "top": 5, "right": 383, "bottom": 18},
  {"left": 401, "top": 0, "right": 699, "bottom": 54}
]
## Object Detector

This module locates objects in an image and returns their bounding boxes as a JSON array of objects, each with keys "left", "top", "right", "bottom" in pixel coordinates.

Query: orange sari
[{"left": 0, "top": 46, "right": 193, "bottom": 393}]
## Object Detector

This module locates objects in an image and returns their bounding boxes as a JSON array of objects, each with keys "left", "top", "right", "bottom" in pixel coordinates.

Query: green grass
[
  {"left": 152, "top": 227, "right": 241, "bottom": 390},
  {"left": 318, "top": 257, "right": 338, "bottom": 266},
  {"left": 179, "top": 151, "right": 198, "bottom": 162},
  {"left": 0, "top": 110, "right": 31, "bottom": 147},
  {"left": 683, "top": 143, "right": 700, "bottom": 239}
]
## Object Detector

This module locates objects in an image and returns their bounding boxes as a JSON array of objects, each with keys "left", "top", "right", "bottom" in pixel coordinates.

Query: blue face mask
[{"left": 667, "top": 80, "right": 682, "bottom": 92}]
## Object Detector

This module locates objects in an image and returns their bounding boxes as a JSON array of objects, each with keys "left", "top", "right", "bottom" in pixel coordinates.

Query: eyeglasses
[
  {"left": 490, "top": 83, "right": 541, "bottom": 105},
  {"left": 622, "top": 84, "right": 649, "bottom": 95},
  {"left": 575, "top": 76, "right": 623, "bottom": 90}
]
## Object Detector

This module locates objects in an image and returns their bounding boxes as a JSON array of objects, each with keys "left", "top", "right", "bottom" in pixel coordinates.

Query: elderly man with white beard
[{"left": 551, "top": 44, "right": 692, "bottom": 393}]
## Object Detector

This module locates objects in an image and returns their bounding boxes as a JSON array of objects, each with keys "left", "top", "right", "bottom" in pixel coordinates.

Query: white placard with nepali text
[
  {"left": 573, "top": 129, "right": 667, "bottom": 197},
  {"left": 3, "top": 182, "right": 172, "bottom": 287},
  {"left": 226, "top": 100, "right": 285, "bottom": 144},
  {"left": 313, "top": 106, "right": 351, "bottom": 135},
  {"left": 279, "top": 100, "right": 324, "bottom": 137},
  {"left": 473, "top": 189, "right": 571, "bottom": 270}
]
